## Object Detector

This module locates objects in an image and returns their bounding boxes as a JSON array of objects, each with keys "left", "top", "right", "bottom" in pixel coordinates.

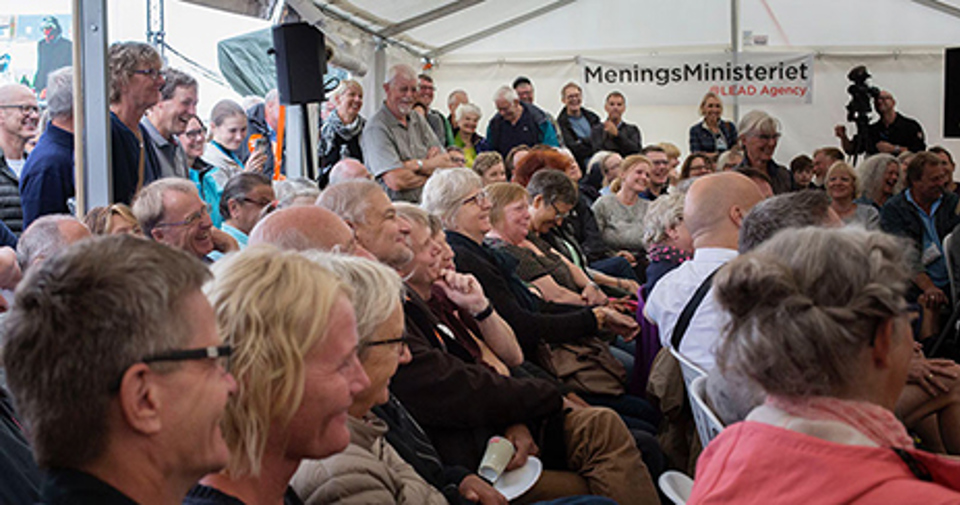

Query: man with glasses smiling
[
  {"left": 2, "top": 235, "right": 237, "bottom": 504},
  {"left": 0, "top": 83, "right": 38, "bottom": 234},
  {"left": 133, "top": 178, "right": 239, "bottom": 262}
]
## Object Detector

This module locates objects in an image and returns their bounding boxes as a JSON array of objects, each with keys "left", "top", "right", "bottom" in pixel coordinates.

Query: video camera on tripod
[{"left": 845, "top": 65, "right": 881, "bottom": 158}]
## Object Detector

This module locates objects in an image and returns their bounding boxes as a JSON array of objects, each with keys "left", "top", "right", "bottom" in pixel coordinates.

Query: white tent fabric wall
[{"left": 427, "top": 49, "right": 959, "bottom": 169}]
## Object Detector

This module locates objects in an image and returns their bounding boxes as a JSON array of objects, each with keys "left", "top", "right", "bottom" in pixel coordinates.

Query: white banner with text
[{"left": 579, "top": 52, "right": 814, "bottom": 106}]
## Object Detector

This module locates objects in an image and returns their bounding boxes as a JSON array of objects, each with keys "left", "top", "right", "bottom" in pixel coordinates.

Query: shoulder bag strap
[{"left": 671, "top": 269, "right": 720, "bottom": 350}]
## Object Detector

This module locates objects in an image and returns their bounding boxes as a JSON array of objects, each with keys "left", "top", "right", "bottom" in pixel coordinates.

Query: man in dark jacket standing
[
  {"left": 556, "top": 82, "right": 600, "bottom": 172},
  {"left": 591, "top": 91, "right": 641, "bottom": 157},
  {"left": 20, "top": 67, "right": 75, "bottom": 228},
  {"left": 486, "top": 86, "right": 559, "bottom": 159}
]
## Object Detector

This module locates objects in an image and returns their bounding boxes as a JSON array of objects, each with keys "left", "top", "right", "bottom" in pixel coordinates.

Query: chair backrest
[
  {"left": 658, "top": 470, "right": 694, "bottom": 505},
  {"left": 945, "top": 231, "right": 957, "bottom": 304},
  {"left": 688, "top": 375, "right": 725, "bottom": 446},
  {"left": 669, "top": 345, "right": 706, "bottom": 390}
]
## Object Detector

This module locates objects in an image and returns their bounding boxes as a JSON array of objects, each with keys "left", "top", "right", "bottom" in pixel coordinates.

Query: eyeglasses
[
  {"left": 461, "top": 190, "right": 489, "bottom": 207},
  {"left": 360, "top": 336, "right": 407, "bottom": 356},
  {"left": 155, "top": 204, "right": 210, "bottom": 228},
  {"left": 110, "top": 344, "right": 232, "bottom": 392},
  {"left": 132, "top": 68, "right": 163, "bottom": 79},
  {"left": 240, "top": 197, "right": 275, "bottom": 208},
  {"left": 144, "top": 344, "right": 233, "bottom": 369},
  {"left": 754, "top": 133, "right": 781, "bottom": 141},
  {"left": 550, "top": 202, "right": 570, "bottom": 220},
  {"left": 183, "top": 128, "right": 206, "bottom": 140},
  {"left": 0, "top": 104, "right": 40, "bottom": 115}
]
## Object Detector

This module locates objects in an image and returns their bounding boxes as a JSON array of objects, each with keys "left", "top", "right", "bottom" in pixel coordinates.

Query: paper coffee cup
[{"left": 478, "top": 436, "right": 516, "bottom": 482}]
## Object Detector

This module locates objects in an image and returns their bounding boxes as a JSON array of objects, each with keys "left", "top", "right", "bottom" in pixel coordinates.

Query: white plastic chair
[
  {"left": 688, "top": 375, "right": 725, "bottom": 446},
  {"left": 669, "top": 345, "right": 707, "bottom": 390},
  {"left": 945, "top": 231, "right": 956, "bottom": 303},
  {"left": 658, "top": 470, "right": 694, "bottom": 505}
]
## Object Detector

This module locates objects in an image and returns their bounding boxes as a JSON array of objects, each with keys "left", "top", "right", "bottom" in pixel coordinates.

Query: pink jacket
[{"left": 689, "top": 421, "right": 960, "bottom": 505}]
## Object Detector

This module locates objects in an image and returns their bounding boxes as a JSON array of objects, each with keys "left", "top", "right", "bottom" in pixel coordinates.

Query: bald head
[
  {"left": 17, "top": 215, "right": 92, "bottom": 272},
  {"left": 328, "top": 158, "right": 372, "bottom": 186},
  {"left": 0, "top": 84, "right": 34, "bottom": 104},
  {"left": 248, "top": 205, "right": 373, "bottom": 259},
  {"left": 684, "top": 172, "right": 763, "bottom": 250}
]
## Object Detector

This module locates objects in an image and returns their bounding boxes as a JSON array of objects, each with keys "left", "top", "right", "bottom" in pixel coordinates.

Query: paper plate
[{"left": 494, "top": 455, "right": 542, "bottom": 500}]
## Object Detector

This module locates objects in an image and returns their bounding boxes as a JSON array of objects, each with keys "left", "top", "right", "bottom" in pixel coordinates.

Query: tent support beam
[
  {"left": 912, "top": 0, "right": 960, "bottom": 20},
  {"left": 378, "top": 0, "right": 484, "bottom": 38},
  {"left": 428, "top": 0, "right": 575, "bottom": 58},
  {"left": 731, "top": 0, "right": 740, "bottom": 123},
  {"left": 73, "top": 0, "right": 112, "bottom": 215}
]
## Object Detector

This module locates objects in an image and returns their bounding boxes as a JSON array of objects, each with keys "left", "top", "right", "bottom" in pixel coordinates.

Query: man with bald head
[
  {"left": 17, "top": 214, "right": 91, "bottom": 274},
  {"left": 0, "top": 83, "right": 37, "bottom": 234},
  {"left": 644, "top": 171, "right": 763, "bottom": 370},
  {"left": 327, "top": 158, "right": 372, "bottom": 187},
  {"left": 247, "top": 205, "right": 373, "bottom": 260}
]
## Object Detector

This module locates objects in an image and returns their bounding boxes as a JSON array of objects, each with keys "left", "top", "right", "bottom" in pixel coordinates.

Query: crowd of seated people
[{"left": 3, "top": 40, "right": 960, "bottom": 505}]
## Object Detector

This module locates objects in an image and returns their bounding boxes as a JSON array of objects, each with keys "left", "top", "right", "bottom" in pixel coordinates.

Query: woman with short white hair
[
  {"left": 452, "top": 102, "right": 489, "bottom": 168},
  {"left": 857, "top": 153, "right": 902, "bottom": 210},
  {"left": 641, "top": 192, "right": 692, "bottom": 295},
  {"left": 737, "top": 110, "right": 793, "bottom": 194}
]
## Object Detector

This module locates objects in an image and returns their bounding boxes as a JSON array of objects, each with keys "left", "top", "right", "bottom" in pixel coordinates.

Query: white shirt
[
  {"left": 6, "top": 158, "right": 24, "bottom": 178},
  {"left": 646, "top": 247, "right": 738, "bottom": 371}
]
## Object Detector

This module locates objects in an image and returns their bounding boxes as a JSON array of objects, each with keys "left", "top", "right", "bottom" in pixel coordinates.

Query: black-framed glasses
[
  {"left": 110, "top": 344, "right": 232, "bottom": 392},
  {"left": 132, "top": 68, "right": 162, "bottom": 79},
  {"left": 0, "top": 104, "right": 40, "bottom": 115},
  {"left": 144, "top": 344, "right": 233, "bottom": 368},
  {"left": 462, "top": 190, "right": 489, "bottom": 207},
  {"left": 360, "top": 336, "right": 407, "bottom": 356},
  {"left": 550, "top": 202, "right": 570, "bottom": 220},
  {"left": 240, "top": 197, "right": 274, "bottom": 208},
  {"left": 155, "top": 204, "right": 210, "bottom": 228},
  {"left": 183, "top": 128, "right": 206, "bottom": 140}
]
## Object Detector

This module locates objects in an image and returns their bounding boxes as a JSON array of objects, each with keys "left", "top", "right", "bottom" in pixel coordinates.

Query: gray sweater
[{"left": 591, "top": 193, "right": 649, "bottom": 252}]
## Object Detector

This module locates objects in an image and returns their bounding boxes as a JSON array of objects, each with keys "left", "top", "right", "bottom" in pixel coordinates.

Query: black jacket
[
  {"left": 557, "top": 107, "right": 601, "bottom": 170},
  {"left": 391, "top": 289, "right": 563, "bottom": 469},
  {"left": 446, "top": 230, "right": 597, "bottom": 359},
  {"left": 0, "top": 155, "right": 23, "bottom": 235},
  {"left": 880, "top": 190, "right": 960, "bottom": 276},
  {"left": 591, "top": 120, "right": 642, "bottom": 157}
]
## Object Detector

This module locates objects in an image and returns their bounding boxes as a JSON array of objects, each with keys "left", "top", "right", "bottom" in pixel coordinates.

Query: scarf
[
  {"left": 766, "top": 395, "right": 914, "bottom": 450},
  {"left": 320, "top": 110, "right": 365, "bottom": 158},
  {"left": 647, "top": 244, "right": 692, "bottom": 265}
]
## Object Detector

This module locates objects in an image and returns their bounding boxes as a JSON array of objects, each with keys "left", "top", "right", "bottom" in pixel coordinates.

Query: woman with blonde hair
[
  {"left": 84, "top": 203, "right": 142, "bottom": 235},
  {"left": 591, "top": 155, "right": 652, "bottom": 256},
  {"left": 827, "top": 161, "right": 879, "bottom": 229},
  {"left": 185, "top": 246, "right": 370, "bottom": 505},
  {"left": 689, "top": 91, "right": 738, "bottom": 155}
]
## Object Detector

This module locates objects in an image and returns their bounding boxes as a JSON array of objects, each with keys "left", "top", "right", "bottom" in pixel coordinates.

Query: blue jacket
[
  {"left": 20, "top": 123, "right": 74, "bottom": 228},
  {"left": 485, "top": 102, "right": 559, "bottom": 158}
]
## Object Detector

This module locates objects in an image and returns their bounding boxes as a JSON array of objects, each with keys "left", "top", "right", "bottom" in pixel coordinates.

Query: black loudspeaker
[
  {"left": 272, "top": 22, "right": 326, "bottom": 105},
  {"left": 946, "top": 47, "right": 960, "bottom": 138}
]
